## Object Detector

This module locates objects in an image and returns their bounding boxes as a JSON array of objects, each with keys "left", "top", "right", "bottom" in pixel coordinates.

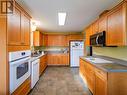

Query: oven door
[{"left": 9, "top": 57, "right": 31, "bottom": 94}]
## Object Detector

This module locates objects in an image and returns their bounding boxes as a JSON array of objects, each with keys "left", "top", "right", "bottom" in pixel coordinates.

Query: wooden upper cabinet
[
  {"left": 107, "top": 4, "right": 125, "bottom": 46},
  {"left": 85, "top": 25, "right": 93, "bottom": 46},
  {"left": 47, "top": 35, "right": 67, "bottom": 46},
  {"left": 43, "top": 34, "right": 48, "bottom": 46},
  {"left": 99, "top": 15, "right": 107, "bottom": 33},
  {"left": 8, "top": 2, "right": 31, "bottom": 46},
  {"left": 22, "top": 14, "right": 30, "bottom": 46},
  {"left": 66, "top": 34, "right": 84, "bottom": 46},
  {"left": 33, "top": 31, "right": 43, "bottom": 46},
  {"left": 8, "top": 7, "right": 22, "bottom": 45},
  {"left": 84, "top": 1, "right": 127, "bottom": 46},
  {"left": 92, "top": 20, "right": 99, "bottom": 34}
]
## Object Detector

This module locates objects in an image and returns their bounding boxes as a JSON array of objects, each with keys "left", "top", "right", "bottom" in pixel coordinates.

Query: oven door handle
[
  {"left": 96, "top": 35, "right": 99, "bottom": 45},
  {"left": 10, "top": 57, "right": 31, "bottom": 66}
]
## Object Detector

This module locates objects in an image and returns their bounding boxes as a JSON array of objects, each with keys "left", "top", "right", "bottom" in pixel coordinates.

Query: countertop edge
[
  {"left": 80, "top": 56, "right": 127, "bottom": 72},
  {"left": 30, "top": 54, "right": 46, "bottom": 62}
]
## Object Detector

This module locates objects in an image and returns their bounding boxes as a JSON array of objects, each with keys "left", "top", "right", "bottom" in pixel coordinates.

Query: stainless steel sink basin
[{"left": 85, "top": 57, "right": 113, "bottom": 63}]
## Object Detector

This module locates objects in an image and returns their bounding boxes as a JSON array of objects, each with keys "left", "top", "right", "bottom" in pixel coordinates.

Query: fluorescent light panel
[{"left": 58, "top": 12, "right": 66, "bottom": 26}]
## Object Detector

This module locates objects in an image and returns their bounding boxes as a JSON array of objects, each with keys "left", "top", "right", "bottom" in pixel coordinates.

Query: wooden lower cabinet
[
  {"left": 12, "top": 77, "right": 31, "bottom": 95},
  {"left": 39, "top": 55, "right": 47, "bottom": 76},
  {"left": 80, "top": 58, "right": 127, "bottom": 95},
  {"left": 47, "top": 53, "right": 69, "bottom": 66},
  {"left": 95, "top": 74, "right": 107, "bottom": 95},
  {"left": 95, "top": 68, "right": 107, "bottom": 95},
  {"left": 85, "top": 74, "right": 95, "bottom": 94},
  {"left": 80, "top": 59, "right": 95, "bottom": 93}
]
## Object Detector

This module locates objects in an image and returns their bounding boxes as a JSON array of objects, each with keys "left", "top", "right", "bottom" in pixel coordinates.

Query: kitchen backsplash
[
  {"left": 33, "top": 46, "right": 69, "bottom": 52},
  {"left": 93, "top": 47, "right": 127, "bottom": 61}
]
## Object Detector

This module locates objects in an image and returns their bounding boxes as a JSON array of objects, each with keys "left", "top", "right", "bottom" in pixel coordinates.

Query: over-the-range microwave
[{"left": 90, "top": 31, "right": 106, "bottom": 46}]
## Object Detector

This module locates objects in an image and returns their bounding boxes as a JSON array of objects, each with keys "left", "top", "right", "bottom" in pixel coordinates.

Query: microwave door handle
[{"left": 96, "top": 35, "right": 99, "bottom": 45}]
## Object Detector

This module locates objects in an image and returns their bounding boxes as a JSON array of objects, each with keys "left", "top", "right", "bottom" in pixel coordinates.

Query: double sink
[{"left": 84, "top": 57, "right": 127, "bottom": 71}]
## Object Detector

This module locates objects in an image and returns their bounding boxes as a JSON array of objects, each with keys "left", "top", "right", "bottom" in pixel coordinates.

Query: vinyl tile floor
[{"left": 29, "top": 67, "right": 92, "bottom": 95}]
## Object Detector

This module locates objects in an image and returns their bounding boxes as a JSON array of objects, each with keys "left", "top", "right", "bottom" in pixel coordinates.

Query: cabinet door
[
  {"left": 43, "top": 34, "right": 48, "bottom": 46},
  {"left": 39, "top": 56, "right": 43, "bottom": 75},
  {"left": 85, "top": 62, "right": 95, "bottom": 93},
  {"left": 95, "top": 73, "right": 107, "bottom": 95},
  {"left": 47, "top": 35, "right": 54, "bottom": 46},
  {"left": 22, "top": 14, "right": 30, "bottom": 46},
  {"left": 80, "top": 59, "right": 85, "bottom": 75},
  {"left": 85, "top": 25, "right": 92, "bottom": 46},
  {"left": 86, "top": 75, "right": 95, "bottom": 94},
  {"left": 92, "top": 20, "right": 99, "bottom": 34},
  {"left": 39, "top": 55, "right": 47, "bottom": 75},
  {"left": 99, "top": 15, "right": 107, "bottom": 32},
  {"left": 60, "top": 54, "right": 69, "bottom": 65},
  {"left": 107, "top": 6, "right": 124, "bottom": 46},
  {"left": 39, "top": 33, "right": 43, "bottom": 46},
  {"left": 8, "top": 7, "right": 22, "bottom": 45},
  {"left": 47, "top": 35, "right": 67, "bottom": 46},
  {"left": 33, "top": 31, "right": 43, "bottom": 46},
  {"left": 47, "top": 54, "right": 53, "bottom": 65}
]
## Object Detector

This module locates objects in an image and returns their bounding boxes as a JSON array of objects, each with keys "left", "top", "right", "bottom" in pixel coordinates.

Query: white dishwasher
[{"left": 31, "top": 59, "right": 40, "bottom": 88}]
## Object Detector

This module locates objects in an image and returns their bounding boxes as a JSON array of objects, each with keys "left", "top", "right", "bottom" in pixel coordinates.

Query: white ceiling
[{"left": 17, "top": 0, "right": 121, "bottom": 32}]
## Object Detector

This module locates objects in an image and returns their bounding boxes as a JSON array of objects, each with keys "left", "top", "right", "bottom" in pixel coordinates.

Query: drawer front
[{"left": 95, "top": 68, "right": 107, "bottom": 80}]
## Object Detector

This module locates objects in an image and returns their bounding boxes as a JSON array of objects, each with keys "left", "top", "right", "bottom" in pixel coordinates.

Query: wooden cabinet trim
[
  {"left": 15, "top": 2, "right": 32, "bottom": 18},
  {"left": 12, "top": 77, "right": 31, "bottom": 95}
]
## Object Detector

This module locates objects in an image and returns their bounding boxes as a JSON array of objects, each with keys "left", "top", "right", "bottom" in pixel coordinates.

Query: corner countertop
[
  {"left": 30, "top": 53, "right": 46, "bottom": 62},
  {"left": 80, "top": 56, "right": 127, "bottom": 72}
]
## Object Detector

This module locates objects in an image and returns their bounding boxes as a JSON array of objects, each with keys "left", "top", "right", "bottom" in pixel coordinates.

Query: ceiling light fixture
[
  {"left": 58, "top": 12, "right": 67, "bottom": 26},
  {"left": 31, "top": 20, "right": 41, "bottom": 31}
]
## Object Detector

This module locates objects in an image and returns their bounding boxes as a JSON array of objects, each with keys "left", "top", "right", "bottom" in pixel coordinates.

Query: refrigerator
[{"left": 70, "top": 41, "right": 84, "bottom": 67}]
